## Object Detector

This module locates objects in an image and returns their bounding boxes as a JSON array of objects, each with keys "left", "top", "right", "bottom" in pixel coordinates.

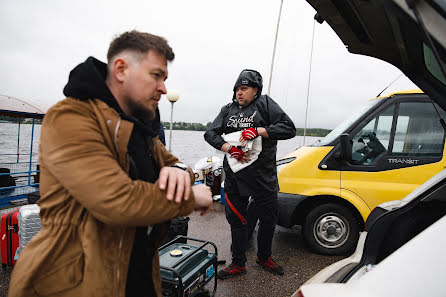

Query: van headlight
[{"left": 276, "top": 157, "right": 296, "bottom": 174}]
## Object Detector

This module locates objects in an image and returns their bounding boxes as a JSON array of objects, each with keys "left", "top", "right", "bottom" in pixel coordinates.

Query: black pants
[
  {"left": 224, "top": 191, "right": 278, "bottom": 266},
  {"left": 126, "top": 227, "right": 156, "bottom": 297}
]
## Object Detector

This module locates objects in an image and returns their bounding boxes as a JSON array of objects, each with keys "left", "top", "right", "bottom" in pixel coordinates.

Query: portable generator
[{"left": 160, "top": 236, "right": 217, "bottom": 297}]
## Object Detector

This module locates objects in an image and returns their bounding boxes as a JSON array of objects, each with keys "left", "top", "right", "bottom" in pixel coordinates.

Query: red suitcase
[{"left": 1, "top": 209, "right": 19, "bottom": 268}]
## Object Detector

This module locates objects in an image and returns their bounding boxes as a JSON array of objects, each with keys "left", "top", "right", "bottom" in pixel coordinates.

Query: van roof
[{"left": 372, "top": 89, "right": 424, "bottom": 101}]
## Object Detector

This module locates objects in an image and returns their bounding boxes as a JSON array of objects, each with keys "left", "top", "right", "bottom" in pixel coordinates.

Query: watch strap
[{"left": 170, "top": 163, "right": 188, "bottom": 171}]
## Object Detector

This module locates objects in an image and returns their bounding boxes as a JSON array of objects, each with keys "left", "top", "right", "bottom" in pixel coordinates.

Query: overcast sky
[{"left": 0, "top": 0, "right": 417, "bottom": 129}]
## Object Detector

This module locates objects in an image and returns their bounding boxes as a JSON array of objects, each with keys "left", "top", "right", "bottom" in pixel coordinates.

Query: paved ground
[
  {"left": 0, "top": 270, "right": 8, "bottom": 297},
  {"left": 188, "top": 202, "right": 344, "bottom": 297},
  {"left": 0, "top": 201, "right": 345, "bottom": 297}
]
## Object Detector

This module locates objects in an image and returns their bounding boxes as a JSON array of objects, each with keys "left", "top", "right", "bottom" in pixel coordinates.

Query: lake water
[
  {"left": 0, "top": 123, "right": 322, "bottom": 167},
  {"left": 166, "top": 130, "right": 322, "bottom": 167},
  {"left": 0, "top": 123, "right": 41, "bottom": 163}
]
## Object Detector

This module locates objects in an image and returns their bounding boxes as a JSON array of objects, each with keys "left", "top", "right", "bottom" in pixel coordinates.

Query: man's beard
[{"left": 128, "top": 99, "right": 156, "bottom": 122}]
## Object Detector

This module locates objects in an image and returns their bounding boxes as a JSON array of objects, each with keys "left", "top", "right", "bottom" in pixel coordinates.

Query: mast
[
  {"left": 267, "top": 0, "right": 283, "bottom": 96},
  {"left": 303, "top": 18, "right": 316, "bottom": 146}
]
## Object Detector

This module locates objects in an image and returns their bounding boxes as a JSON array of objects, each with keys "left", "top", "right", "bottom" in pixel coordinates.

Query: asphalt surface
[
  {"left": 0, "top": 201, "right": 345, "bottom": 297},
  {"left": 189, "top": 201, "right": 344, "bottom": 297},
  {"left": 0, "top": 270, "right": 8, "bottom": 297}
]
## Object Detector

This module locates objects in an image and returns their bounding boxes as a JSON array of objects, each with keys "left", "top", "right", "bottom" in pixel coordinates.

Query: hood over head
[
  {"left": 63, "top": 56, "right": 122, "bottom": 112},
  {"left": 232, "top": 69, "right": 263, "bottom": 100},
  {"left": 63, "top": 56, "right": 160, "bottom": 137}
]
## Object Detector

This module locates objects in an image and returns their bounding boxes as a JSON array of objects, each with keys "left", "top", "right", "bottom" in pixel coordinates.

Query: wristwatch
[{"left": 171, "top": 163, "right": 189, "bottom": 171}]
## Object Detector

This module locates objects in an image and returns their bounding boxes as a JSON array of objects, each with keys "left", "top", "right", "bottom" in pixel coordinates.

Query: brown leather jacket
[{"left": 9, "top": 98, "right": 195, "bottom": 297}]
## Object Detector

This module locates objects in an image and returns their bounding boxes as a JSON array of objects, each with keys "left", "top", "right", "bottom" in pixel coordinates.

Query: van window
[
  {"left": 351, "top": 106, "right": 394, "bottom": 165},
  {"left": 391, "top": 102, "right": 445, "bottom": 157},
  {"left": 350, "top": 101, "right": 446, "bottom": 165}
]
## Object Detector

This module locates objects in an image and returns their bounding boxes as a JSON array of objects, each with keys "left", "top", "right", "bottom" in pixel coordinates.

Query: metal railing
[{"left": 0, "top": 161, "right": 40, "bottom": 208}]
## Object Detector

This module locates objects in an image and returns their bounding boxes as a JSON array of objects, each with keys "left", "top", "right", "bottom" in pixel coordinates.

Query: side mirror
[{"left": 340, "top": 133, "right": 352, "bottom": 162}]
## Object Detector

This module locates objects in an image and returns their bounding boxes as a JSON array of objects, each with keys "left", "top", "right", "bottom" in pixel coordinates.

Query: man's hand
[
  {"left": 228, "top": 145, "right": 245, "bottom": 161},
  {"left": 192, "top": 184, "right": 213, "bottom": 216},
  {"left": 240, "top": 127, "right": 259, "bottom": 141},
  {"left": 158, "top": 166, "right": 191, "bottom": 203}
]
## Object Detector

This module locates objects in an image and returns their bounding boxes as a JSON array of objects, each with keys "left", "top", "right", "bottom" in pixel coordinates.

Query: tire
[{"left": 303, "top": 203, "right": 359, "bottom": 255}]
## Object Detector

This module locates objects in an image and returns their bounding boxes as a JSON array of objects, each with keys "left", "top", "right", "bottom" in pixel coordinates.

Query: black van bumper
[{"left": 277, "top": 192, "right": 308, "bottom": 228}]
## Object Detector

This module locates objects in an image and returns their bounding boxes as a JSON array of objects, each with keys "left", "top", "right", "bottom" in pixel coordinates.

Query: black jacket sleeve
[
  {"left": 263, "top": 97, "right": 296, "bottom": 140},
  {"left": 204, "top": 104, "right": 230, "bottom": 150}
]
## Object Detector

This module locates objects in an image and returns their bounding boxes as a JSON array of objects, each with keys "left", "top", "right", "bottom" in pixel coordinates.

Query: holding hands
[
  {"left": 240, "top": 127, "right": 259, "bottom": 141},
  {"left": 228, "top": 145, "right": 245, "bottom": 161},
  {"left": 191, "top": 184, "right": 213, "bottom": 216},
  {"left": 158, "top": 167, "right": 213, "bottom": 216},
  {"left": 158, "top": 166, "right": 191, "bottom": 203}
]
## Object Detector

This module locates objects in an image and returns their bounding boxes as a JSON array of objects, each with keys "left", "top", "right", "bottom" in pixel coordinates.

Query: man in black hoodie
[
  {"left": 9, "top": 30, "right": 213, "bottom": 297},
  {"left": 205, "top": 69, "right": 296, "bottom": 279},
  {"left": 68, "top": 31, "right": 212, "bottom": 296}
]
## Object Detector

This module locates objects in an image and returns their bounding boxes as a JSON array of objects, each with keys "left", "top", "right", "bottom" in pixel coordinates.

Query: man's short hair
[{"left": 107, "top": 30, "right": 175, "bottom": 63}]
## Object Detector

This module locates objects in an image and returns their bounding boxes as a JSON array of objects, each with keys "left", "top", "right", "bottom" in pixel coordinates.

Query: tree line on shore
[
  {"left": 161, "top": 121, "right": 331, "bottom": 137},
  {"left": 0, "top": 117, "right": 331, "bottom": 137},
  {"left": 0, "top": 116, "right": 42, "bottom": 124}
]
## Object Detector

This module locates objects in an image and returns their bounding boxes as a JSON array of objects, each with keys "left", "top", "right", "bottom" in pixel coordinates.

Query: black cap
[{"left": 233, "top": 69, "right": 263, "bottom": 99}]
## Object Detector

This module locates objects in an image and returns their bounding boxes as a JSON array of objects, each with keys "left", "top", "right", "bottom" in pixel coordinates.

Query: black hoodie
[
  {"left": 63, "top": 57, "right": 161, "bottom": 180},
  {"left": 63, "top": 57, "right": 159, "bottom": 296},
  {"left": 63, "top": 56, "right": 160, "bottom": 137},
  {"left": 204, "top": 92, "right": 296, "bottom": 196}
]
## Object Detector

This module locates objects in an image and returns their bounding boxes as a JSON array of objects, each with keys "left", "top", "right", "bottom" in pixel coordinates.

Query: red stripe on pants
[{"left": 225, "top": 193, "right": 247, "bottom": 224}]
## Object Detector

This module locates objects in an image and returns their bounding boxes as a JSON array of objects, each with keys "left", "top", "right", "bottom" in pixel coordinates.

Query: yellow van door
[{"left": 341, "top": 100, "right": 446, "bottom": 218}]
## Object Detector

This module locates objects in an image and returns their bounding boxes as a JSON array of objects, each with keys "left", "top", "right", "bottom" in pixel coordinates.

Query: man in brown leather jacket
[{"left": 9, "top": 30, "right": 212, "bottom": 297}]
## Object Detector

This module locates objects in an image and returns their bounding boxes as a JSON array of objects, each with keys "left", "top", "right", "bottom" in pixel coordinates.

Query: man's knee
[{"left": 255, "top": 199, "right": 278, "bottom": 223}]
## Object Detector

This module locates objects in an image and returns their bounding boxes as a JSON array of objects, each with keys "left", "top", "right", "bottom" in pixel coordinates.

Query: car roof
[{"left": 306, "top": 0, "right": 446, "bottom": 110}]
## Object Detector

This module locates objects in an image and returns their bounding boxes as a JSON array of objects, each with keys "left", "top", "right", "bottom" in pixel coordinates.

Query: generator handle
[{"left": 165, "top": 236, "right": 217, "bottom": 268}]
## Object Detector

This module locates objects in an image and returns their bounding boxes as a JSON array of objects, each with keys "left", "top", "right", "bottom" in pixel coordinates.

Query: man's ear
[{"left": 112, "top": 57, "right": 128, "bottom": 83}]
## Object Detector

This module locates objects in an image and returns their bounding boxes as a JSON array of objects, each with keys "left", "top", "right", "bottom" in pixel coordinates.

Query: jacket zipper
[
  {"left": 114, "top": 119, "right": 121, "bottom": 155},
  {"left": 116, "top": 230, "right": 124, "bottom": 296},
  {"left": 113, "top": 119, "right": 124, "bottom": 296}
]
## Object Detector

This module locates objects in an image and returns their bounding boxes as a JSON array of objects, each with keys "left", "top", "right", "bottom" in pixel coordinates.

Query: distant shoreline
[
  {"left": 0, "top": 120, "right": 332, "bottom": 137},
  {"left": 161, "top": 122, "right": 331, "bottom": 137}
]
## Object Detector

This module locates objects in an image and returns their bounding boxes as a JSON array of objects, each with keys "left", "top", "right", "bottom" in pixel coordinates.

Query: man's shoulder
[
  {"left": 44, "top": 97, "right": 100, "bottom": 123},
  {"left": 48, "top": 97, "right": 89, "bottom": 109},
  {"left": 222, "top": 102, "right": 234, "bottom": 109},
  {"left": 47, "top": 97, "right": 111, "bottom": 114},
  {"left": 255, "top": 95, "right": 284, "bottom": 111},
  {"left": 217, "top": 102, "right": 235, "bottom": 115},
  {"left": 256, "top": 94, "right": 277, "bottom": 104}
]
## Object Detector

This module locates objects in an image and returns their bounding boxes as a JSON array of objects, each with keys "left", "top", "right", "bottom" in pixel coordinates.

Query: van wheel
[{"left": 303, "top": 203, "right": 359, "bottom": 255}]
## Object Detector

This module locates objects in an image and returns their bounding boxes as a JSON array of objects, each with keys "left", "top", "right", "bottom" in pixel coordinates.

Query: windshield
[{"left": 315, "top": 98, "right": 383, "bottom": 146}]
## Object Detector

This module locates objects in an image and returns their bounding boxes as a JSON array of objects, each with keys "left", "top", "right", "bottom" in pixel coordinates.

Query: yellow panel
[
  {"left": 341, "top": 156, "right": 446, "bottom": 213},
  {"left": 279, "top": 146, "right": 340, "bottom": 196}
]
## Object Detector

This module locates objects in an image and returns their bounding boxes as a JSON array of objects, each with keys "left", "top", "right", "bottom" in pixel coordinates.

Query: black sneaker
[
  {"left": 256, "top": 256, "right": 284, "bottom": 275},
  {"left": 217, "top": 263, "right": 247, "bottom": 279}
]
